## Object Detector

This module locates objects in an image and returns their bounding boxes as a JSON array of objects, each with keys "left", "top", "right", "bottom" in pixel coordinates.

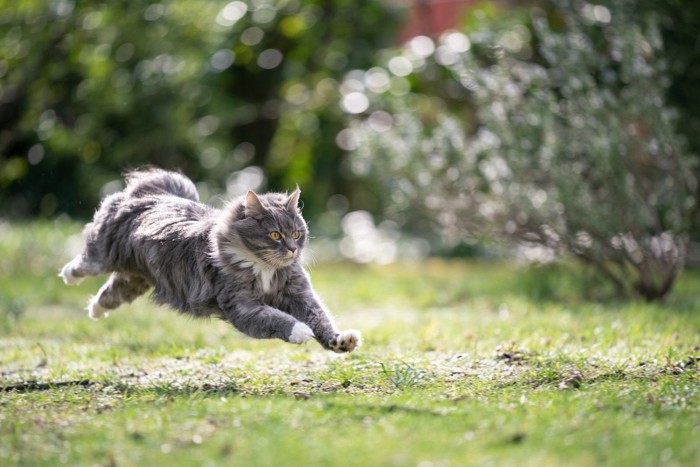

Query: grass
[{"left": 1, "top": 220, "right": 699, "bottom": 466}]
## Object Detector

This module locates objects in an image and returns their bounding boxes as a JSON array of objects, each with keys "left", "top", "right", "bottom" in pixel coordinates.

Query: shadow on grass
[
  {"left": 2, "top": 349, "right": 696, "bottom": 399},
  {"left": 0, "top": 379, "right": 95, "bottom": 393},
  {"left": 0, "top": 378, "right": 240, "bottom": 397}
]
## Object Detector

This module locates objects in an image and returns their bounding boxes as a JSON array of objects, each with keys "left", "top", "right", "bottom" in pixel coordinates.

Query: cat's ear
[
  {"left": 286, "top": 186, "right": 301, "bottom": 213},
  {"left": 245, "top": 190, "right": 265, "bottom": 218}
]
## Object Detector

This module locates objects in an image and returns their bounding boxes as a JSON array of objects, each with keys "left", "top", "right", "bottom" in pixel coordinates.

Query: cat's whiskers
[{"left": 258, "top": 250, "right": 297, "bottom": 269}]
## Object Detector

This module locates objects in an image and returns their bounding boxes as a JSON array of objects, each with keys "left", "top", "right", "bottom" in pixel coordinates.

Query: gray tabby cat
[{"left": 59, "top": 168, "right": 361, "bottom": 353}]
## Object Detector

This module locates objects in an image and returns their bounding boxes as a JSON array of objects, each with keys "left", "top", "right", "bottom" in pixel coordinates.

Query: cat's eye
[
  {"left": 292, "top": 231, "right": 301, "bottom": 240},
  {"left": 269, "top": 231, "right": 282, "bottom": 241}
]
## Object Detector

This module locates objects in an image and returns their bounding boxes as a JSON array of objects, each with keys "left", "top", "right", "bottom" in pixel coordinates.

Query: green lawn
[{"left": 1, "top": 221, "right": 698, "bottom": 466}]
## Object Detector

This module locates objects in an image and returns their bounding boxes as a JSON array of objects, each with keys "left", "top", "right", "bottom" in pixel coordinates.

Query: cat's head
[{"left": 221, "top": 188, "right": 308, "bottom": 269}]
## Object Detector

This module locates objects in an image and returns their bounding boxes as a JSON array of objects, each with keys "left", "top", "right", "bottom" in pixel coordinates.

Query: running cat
[{"left": 59, "top": 168, "right": 361, "bottom": 353}]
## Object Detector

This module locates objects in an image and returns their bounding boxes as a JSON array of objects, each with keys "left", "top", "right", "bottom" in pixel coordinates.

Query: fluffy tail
[{"left": 124, "top": 168, "right": 199, "bottom": 202}]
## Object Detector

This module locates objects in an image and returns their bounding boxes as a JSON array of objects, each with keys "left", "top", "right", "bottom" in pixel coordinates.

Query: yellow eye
[
  {"left": 269, "top": 231, "right": 282, "bottom": 240},
  {"left": 292, "top": 231, "right": 301, "bottom": 240}
]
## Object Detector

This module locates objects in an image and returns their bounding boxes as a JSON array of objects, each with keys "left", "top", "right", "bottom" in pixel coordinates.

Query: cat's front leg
[
  {"left": 278, "top": 291, "right": 361, "bottom": 353},
  {"left": 326, "top": 329, "right": 362, "bottom": 353},
  {"left": 288, "top": 321, "right": 315, "bottom": 344},
  {"left": 306, "top": 306, "right": 362, "bottom": 353},
  {"left": 219, "top": 296, "right": 314, "bottom": 345}
]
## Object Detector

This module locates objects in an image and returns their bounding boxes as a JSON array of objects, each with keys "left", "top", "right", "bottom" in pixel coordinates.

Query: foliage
[
  {"left": 655, "top": 0, "right": 700, "bottom": 179},
  {"left": 344, "top": 0, "right": 699, "bottom": 300},
  {"left": 1, "top": 222, "right": 699, "bottom": 465},
  {"left": 0, "top": 0, "right": 400, "bottom": 220}
]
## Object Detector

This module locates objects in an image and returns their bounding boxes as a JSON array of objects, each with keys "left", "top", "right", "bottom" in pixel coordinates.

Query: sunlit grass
[{"left": 1, "top": 221, "right": 698, "bottom": 466}]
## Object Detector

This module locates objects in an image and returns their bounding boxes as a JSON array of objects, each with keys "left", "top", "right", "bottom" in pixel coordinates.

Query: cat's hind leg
[
  {"left": 59, "top": 254, "right": 106, "bottom": 285},
  {"left": 88, "top": 272, "right": 151, "bottom": 319}
]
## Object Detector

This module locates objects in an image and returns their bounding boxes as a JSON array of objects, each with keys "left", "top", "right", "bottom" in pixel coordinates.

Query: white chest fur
[
  {"left": 257, "top": 267, "right": 276, "bottom": 294},
  {"left": 218, "top": 244, "right": 277, "bottom": 294}
]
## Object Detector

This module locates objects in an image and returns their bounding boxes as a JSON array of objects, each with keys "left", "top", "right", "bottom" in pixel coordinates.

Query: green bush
[{"left": 344, "top": 0, "right": 698, "bottom": 300}]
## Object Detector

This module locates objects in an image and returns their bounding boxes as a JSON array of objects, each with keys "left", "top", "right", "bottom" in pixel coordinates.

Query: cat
[{"left": 59, "top": 168, "right": 361, "bottom": 353}]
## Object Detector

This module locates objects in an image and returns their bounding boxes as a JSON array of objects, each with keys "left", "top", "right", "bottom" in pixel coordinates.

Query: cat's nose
[{"left": 287, "top": 244, "right": 297, "bottom": 253}]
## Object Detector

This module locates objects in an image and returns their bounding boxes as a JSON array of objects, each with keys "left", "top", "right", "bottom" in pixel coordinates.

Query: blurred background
[{"left": 1, "top": 0, "right": 699, "bottom": 301}]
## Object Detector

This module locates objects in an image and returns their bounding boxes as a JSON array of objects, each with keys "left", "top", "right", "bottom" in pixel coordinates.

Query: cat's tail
[{"left": 124, "top": 168, "right": 199, "bottom": 202}]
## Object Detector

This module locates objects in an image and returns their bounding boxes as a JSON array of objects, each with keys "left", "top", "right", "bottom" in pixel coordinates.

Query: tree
[
  {"left": 0, "top": 0, "right": 400, "bottom": 220},
  {"left": 346, "top": 0, "right": 698, "bottom": 300}
]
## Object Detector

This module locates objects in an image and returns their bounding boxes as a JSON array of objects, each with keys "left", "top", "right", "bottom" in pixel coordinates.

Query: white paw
[
  {"left": 289, "top": 322, "right": 314, "bottom": 344},
  {"left": 330, "top": 329, "right": 362, "bottom": 353},
  {"left": 59, "top": 262, "right": 84, "bottom": 285},
  {"left": 87, "top": 296, "right": 108, "bottom": 319}
]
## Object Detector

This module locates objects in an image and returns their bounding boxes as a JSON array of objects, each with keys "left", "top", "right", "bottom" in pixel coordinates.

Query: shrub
[{"left": 345, "top": 0, "right": 698, "bottom": 300}]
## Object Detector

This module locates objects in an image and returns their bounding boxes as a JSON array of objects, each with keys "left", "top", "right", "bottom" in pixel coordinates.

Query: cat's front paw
[
  {"left": 329, "top": 329, "right": 362, "bottom": 353},
  {"left": 59, "top": 261, "right": 84, "bottom": 285},
  {"left": 87, "top": 296, "right": 108, "bottom": 319},
  {"left": 289, "top": 322, "right": 315, "bottom": 344}
]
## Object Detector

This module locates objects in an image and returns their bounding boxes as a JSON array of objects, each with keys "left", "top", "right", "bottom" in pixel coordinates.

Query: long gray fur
[{"left": 60, "top": 168, "right": 361, "bottom": 353}]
